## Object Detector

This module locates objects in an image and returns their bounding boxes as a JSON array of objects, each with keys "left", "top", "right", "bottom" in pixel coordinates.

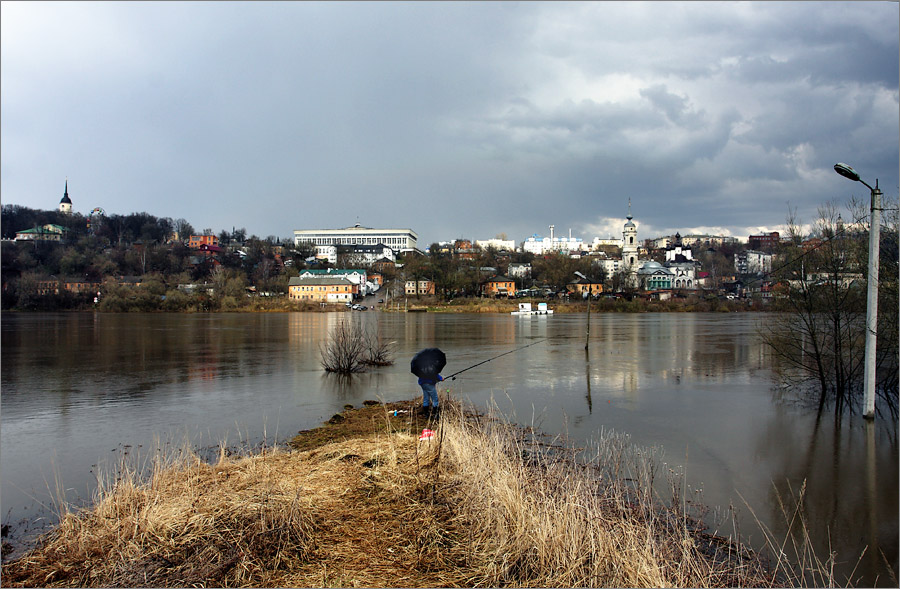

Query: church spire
[
  {"left": 627, "top": 197, "right": 632, "bottom": 220},
  {"left": 59, "top": 178, "right": 73, "bottom": 213}
]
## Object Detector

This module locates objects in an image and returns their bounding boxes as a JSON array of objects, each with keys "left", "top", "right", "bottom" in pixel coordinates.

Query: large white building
[
  {"left": 522, "top": 225, "right": 588, "bottom": 255},
  {"left": 591, "top": 237, "right": 623, "bottom": 249},
  {"left": 475, "top": 238, "right": 516, "bottom": 251},
  {"left": 294, "top": 224, "right": 418, "bottom": 253}
]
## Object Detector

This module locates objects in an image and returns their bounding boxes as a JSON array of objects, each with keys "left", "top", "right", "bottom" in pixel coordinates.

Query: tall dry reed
[{"left": 426, "top": 399, "right": 814, "bottom": 587}]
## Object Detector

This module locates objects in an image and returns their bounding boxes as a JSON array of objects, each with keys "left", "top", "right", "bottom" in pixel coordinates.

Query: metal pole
[
  {"left": 863, "top": 182, "right": 881, "bottom": 419},
  {"left": 585, "top": 287, "right": 591, "bottom": 351}
]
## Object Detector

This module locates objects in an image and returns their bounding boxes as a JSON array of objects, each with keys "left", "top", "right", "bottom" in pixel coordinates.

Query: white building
[
  {"left": 507, "top": 262, "right": 532, "bottom": 279},
  {"left": 297, "top": 268, "right": 373, "bottom": 294},
  {"left": 314, "top": 245, "right": 338, "bottom": 264},
  {"left": 294, "top": 224, "right": 418, "bottom": 254},
  {"left": 522, "top": 235, "right": 586, "bottom": 255},
  {"left": 593, "top": 257, "right": 623, "bottom": 276},
  {"left": 735, "top": 250, "right": 773, "bottom": 275},
  {"left": 475, "top": 238, "right": 516, "bottom": 251},
  {"left": 591, "top": 237, "right": 623, "bottom": 249},
  {"left": 664, "top": 233, "right": 694, "bottom": 263},
  {"left": 667, "top": 262, "right": 698, "bottom": 289},
  {"left": 681, "top": 234, "right": 739, "bottom": 248}
]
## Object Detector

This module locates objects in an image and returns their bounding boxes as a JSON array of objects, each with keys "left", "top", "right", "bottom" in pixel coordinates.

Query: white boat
[{"left": 510, "top": 302, "right": 554, "bottom": 316}]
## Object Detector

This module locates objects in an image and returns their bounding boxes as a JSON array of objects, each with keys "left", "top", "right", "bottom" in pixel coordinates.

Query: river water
[{"left": 1, "top": 311, "right": 897, "bottom": 585}]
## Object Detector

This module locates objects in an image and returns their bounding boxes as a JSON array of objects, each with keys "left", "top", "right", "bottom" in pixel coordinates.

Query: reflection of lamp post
[
  {"left": 574, "top": 271, "right": 590, "bottom": 350},
  {"left": 834, "top": 162, "right": 881, "bottom": 419}
]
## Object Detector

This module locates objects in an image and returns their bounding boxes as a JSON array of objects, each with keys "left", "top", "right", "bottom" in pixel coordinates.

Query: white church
[{"left": 595, "top": 203, "right": 700, "bottom": 291}]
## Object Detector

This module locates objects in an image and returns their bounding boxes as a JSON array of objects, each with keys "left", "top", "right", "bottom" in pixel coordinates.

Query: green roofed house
[
  {"left": 636, "top": 261, "right": 674, "bottom": 291},
  {"left": 15, "top": 224, "right": 67, "bottom": 242}
]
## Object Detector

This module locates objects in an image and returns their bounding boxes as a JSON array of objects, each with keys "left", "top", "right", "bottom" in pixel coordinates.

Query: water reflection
[
  {"left": 762, "top": 409, "right": 898, "bottom": 585},
  {"left": 1, "top": 312, "right": 896, "bottom": 586}
]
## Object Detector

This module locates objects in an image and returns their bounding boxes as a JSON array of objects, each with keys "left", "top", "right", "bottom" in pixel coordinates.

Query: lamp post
[
  {"left": 574, "top": 271, "right": 590, "bottom": 350},
  {"left": 834, "top": 162, "right": 881, "bottom": 419}
]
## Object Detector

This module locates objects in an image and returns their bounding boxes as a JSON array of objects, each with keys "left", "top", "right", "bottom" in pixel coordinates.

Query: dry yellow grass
[{"left": 2, "top": 399, "right": 817, "bottom": 588}]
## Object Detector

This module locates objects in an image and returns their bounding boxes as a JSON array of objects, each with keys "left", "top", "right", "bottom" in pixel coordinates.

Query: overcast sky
[{"left": 2, "top": 1, "right": 897, "bottom": 248}]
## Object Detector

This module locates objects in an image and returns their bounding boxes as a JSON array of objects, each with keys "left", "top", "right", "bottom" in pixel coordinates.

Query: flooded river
[{"left": 2, "top": 311, "right": 897, "bottom": 585}]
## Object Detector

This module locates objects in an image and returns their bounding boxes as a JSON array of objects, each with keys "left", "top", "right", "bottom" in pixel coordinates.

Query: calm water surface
[{"left": 2, "top": 311, "right": 897, "bottom": 585}]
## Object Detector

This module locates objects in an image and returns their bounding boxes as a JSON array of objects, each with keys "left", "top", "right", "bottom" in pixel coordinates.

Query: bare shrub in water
[
  {"left": 362, "top": 324, "right": 395, "bottom": 366},
  {"left": 319, "top": 318, "right": 367, "bottom": 373}
]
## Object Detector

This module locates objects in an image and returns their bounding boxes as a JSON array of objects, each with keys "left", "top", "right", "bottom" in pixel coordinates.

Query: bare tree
[{"left": 760, "top": 201, "right": 890, "bottom": 416}]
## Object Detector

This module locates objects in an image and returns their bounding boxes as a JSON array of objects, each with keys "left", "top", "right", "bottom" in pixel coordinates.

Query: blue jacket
[{"left": 418, "top": 375, "right": 443, "bottom": 386}]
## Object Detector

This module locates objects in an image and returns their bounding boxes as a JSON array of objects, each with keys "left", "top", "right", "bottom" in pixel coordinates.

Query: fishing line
[{"left": 444, "top": 337, "right": 550, "bottom": 380}]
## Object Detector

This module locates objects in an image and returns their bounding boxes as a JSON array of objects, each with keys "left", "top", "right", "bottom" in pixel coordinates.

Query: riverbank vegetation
[{"left": 1, "top": 399, "right": 838, "bottom": 588}]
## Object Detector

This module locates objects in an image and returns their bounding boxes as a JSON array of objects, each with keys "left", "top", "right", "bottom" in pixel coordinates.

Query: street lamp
[
  {"left": 574, "top": 271, "right": 590, "bottom": 350},
  {"left": 834, "top": 162, "right": 881, "bottom": 419}
]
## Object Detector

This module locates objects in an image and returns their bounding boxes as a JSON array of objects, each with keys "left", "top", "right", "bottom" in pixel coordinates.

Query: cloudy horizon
[{"left": 2, "top": 1, "right": 897, "bottom": 248}]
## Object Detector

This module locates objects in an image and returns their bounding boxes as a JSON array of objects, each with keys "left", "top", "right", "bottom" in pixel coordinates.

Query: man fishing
[
  {"left": 410, "top": 348, "right": 446, "bottom": 416},
  {"left": 417, "top": 373, "right": 443, "bottom": 416}
]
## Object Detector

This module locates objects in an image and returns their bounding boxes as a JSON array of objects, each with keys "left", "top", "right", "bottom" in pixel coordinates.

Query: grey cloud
[{"left": 1, "top": 1, "right": 897, "bottom": 248}]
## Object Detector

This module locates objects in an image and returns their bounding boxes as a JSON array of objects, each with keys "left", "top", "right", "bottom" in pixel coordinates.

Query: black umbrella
[{"left": 411, "top": 348, "right": 447, "bottom": 380}]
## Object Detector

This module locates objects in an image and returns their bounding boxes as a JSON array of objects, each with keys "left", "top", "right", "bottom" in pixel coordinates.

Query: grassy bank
[{"left": 1, "top": 399, "right": 823, "bottom": 588}]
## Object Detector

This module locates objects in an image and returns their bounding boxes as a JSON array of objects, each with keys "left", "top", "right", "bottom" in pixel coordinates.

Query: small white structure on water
[{"left": 510, "top": 302, "right": 553, "bottom": 316}]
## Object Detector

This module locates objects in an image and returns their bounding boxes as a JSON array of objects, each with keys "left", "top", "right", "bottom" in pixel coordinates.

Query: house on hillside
[
  {"left": 188, "top": 235, "right": 219, "bottom": 248},
  {"left": 15, "top": 224, "right": 67, "bottom": 242},
  {"left": 405, "top": 279, "right": 435, "bottom": 296}
]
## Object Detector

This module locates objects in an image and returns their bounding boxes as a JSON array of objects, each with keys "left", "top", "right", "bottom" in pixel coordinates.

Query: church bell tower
[{"left": 59, "top": 180, "right": 73, "bottom": 214}]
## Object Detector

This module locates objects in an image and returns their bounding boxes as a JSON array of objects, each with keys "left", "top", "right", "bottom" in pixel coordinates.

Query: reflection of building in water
[
  {"left": 188, "top": 355, "right": 218, "bottom": 381},
  {"left": 403, "top": 314, "right": 438, "bottom": 347},
  {"left": 289, "top": 313, "right": 334, "bottom": 347},
  {"left": 515, "top": 315, "right": 549, "bottom": 340}
]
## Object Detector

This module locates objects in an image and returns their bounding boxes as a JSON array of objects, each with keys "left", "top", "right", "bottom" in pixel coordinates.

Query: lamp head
[{"left": 834, "top": 163, "right": 861, "bottom": 182}]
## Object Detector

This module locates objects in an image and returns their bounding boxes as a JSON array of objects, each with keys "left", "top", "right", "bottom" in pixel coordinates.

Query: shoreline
[
  {"left": 1, "top": 398, "right": 812, "bottom": 588},
  {"left": 2, "top": 295, "right": 764, "bottom": 314}
]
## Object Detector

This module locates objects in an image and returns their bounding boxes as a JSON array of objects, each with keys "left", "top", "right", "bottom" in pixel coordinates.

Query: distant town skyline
[
  {"left": 16, "top": 177, "right": 871, "bottom": 249},
  {"left": 2, "top": 2, "right": 897, "bottom": 247}
]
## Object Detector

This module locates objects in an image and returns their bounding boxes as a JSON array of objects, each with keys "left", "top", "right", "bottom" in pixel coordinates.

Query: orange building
[
  {"left": 483, "top": 276, "right": 516, "bottom": 298},
  {"left": 188, "top": 235, "right": 219, "bottom": 249}
]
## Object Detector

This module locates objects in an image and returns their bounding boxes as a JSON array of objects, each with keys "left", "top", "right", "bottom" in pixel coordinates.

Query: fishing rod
[{"left": 444, "top": 338, "right": 549, "bottom": 380}]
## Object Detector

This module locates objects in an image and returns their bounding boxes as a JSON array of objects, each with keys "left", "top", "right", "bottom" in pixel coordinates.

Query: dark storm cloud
[{"left": 2, "top": 1, "right": 897, "bottom": 247}]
